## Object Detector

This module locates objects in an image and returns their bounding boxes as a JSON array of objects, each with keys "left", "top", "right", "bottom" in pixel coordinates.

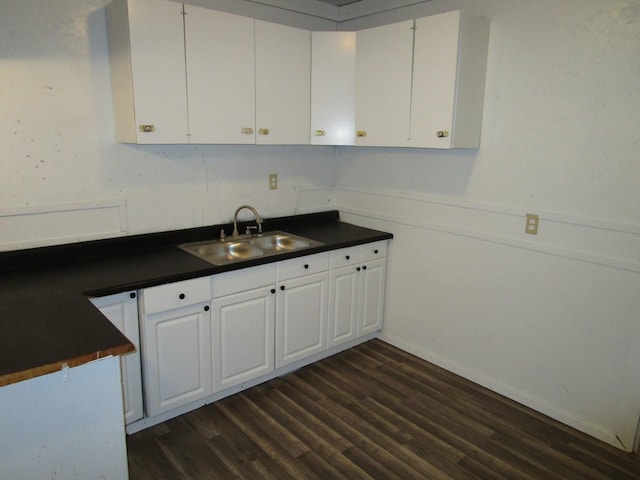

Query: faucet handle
[
  {"left": 219, "top": 229, "right": 226, "bottom": 241},
  {"left": 245, "top": 225, "right": 258, "bottom": 235}
]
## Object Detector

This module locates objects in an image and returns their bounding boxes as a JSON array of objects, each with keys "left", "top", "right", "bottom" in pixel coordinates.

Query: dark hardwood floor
[{"left": 127, "top": 339, "right": 640, "bottom": 479}]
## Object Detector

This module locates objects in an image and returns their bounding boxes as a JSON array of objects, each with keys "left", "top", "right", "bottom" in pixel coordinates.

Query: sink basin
[
  {"left": 191, "top": 241, "right": 264, "bottom": 263},
  {"left": 179, "top": 231, "right": 323, "bottom": 265},
  {"left": 247, "top": 232, "right": 317, "bottom": 253}
]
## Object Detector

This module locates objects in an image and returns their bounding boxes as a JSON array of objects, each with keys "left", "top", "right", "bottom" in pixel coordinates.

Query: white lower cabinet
[
  {"left": 136, "top": 240, "right": 387, "bottom": 425},
  {"left": 275, "top": 253, "right": 330, "bottom": 368},
  {"left": 358, "top": 257, "right": 387, "bottom": 336},
  {"left": 212, "top": 255, "right": 330, "bottom": 380},
  {"left": 328, "top": 241, "right": 388, "bottom": 347},
  {"left": 90, "top": 291, "right": 144, "bottom": 424},
  {"left": 140, "top": 277, "right": 212, "bottom": 417},
  {"left": 212, "top": 287, "right": 275, "bottom": 390},
  {"left": 211, "top": 265, "right": 276, "bottom": 391},
  {"left": 276, "top": 275, "right": 328, "bottom": 368},
  {"left": 328, "top": 260, "right": 360, "bottom": 347}
]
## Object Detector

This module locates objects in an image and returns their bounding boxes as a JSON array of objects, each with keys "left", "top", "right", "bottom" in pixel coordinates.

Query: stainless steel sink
[
  {"left": 247, "top": 232, "right": 317, "bottom": 253},
  {"left": 179, "top": 231, "right": 323, "bottom": 265},
  {"left": 191, "top": 241, "right": 264, "bottom": 263}
]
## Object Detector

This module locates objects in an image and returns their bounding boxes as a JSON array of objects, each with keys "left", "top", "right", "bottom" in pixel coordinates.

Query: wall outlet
[
  {"left": 269, "top": 174, "right": 278, "bottom": 190},
  {"left": 525, "top": 213, "right": 539, "bottom": 235}
]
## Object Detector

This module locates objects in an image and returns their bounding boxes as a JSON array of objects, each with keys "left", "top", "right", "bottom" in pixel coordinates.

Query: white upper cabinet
[
  {"left": 106, "top": 1, "right": 489, "bottom": 148},
  {"left": 410, "top": 10, "right": 490, "bottom": 148},
  {"left": 106, "top": 0, "right": 188, "bottom": 143},
  {"left": 185, "top": 6, "right": 256, "bottom": 144},
  {"left": 355, "top": 10, "right": 489, "bottom": 149},
  {"left": 255, "top": 20, "right": 311, "bottom": 145},
  {"left": 311, "top": 32, "right": 356, "bottom": 146},
  {"left": 355, "top": 20, "right": 414, "bottom": 147}
]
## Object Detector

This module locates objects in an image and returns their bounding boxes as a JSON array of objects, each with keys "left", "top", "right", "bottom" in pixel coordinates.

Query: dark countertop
[{"left": 0, "top": 211, "right": 392, "bottom": 387}]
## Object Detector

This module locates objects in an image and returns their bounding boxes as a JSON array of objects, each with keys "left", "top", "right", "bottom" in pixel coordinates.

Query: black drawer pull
[
  {"left": 129, "top": 292, "right": 136, "bottom": 299},
  {"left": 204, "top": 305, "right": 210, "bottom": 312},
  {"left": 304, "top": 264, "right": 309, "bottom": 269},
  {"left": 271, "top": 288, "right": 276, "bottom": 294},
  {"left": 374, "top": 249, "right": 379, "bottom": 254},
  {"left": 345, "top": 255, "right": 350, "bottom": 260},
  {"left": 356, "top": 267, "right": 361, "bottom": 272},
  {"left": 179, "top": 293, "right": 186, "bottom": 300},
  {"left": 362, "top": 265, "right": 367, "bottom": 270},
  {"left": 280, "top": 285, "right": 285, "bottom": 291}
]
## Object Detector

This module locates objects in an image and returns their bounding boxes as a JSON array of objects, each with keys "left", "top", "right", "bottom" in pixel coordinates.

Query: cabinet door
[
  {"left": 185, "top": 6, "right": 255, "bottom": 144},
  {"left": 410, "top": 11, "right": 460, "bottom": 148},
  {"left": 311, "top": 32, "right": 356, "bottom": 146},
  {"left": 355, "top": 20, "right": 413, "bottom": 147},
  {"left": 90, "top": 292, "right": 143, "bottom": 425},
  {"left": 328, "top": 266, "right": 359, "bottom": 347},
  {"left": 276, "top": 272, "right": 328, "bottom": 368},
  {"left": 212, "top": 286, "right": 275, "bottom": 391},
  {"left": 107, "top": 0, "right": 188, "bottom": 143},
  {"left": 255, "top": 20, "right": 311, "bottom": 145},
  {"left": 358, "top": 258, "right": 387, "bottom": 336},
  {"left": 411, "top": 11, "right": 490, "bottom": 148},
  {"left": 142, "top": 303, "right": 212, "bottom": 416}
]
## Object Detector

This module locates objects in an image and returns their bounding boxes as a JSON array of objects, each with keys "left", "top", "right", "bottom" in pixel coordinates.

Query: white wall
[
  {"left": 2, "top": 0, "right": 639, "bottom": 453},
  {"left": 336, "top": 0, "right": 640, "bottom": 450},
  {"left": 0, "top": 0, "right": 337, "bottom": 250}
]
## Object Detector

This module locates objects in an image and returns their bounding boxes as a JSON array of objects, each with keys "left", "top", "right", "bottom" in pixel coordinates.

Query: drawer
[
  {"left": 212, "top": 263, "right": 276, "bottom": 298},
  {"left": 143, "top": 276, "right": 211, "bottom": 315},
  {"left": 329, "top": 246, "right": 362, "bottom": 269},
  {"left": 361, "top": 240, "right": 388, "bottom": 262},
  {"left": 276, "top": 252, "right": 330, "bottom": 282}
]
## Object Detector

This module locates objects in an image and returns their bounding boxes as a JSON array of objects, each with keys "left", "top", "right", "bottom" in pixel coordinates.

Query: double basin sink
[{"left": 179, "top": 231, "right": 324, "bottom": 266}]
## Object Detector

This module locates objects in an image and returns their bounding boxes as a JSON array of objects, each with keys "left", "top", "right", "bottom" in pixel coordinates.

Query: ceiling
[
  {"left": 255, "top": 0, "right": 426, "bottom": 22},
  {"left": 314, "top": 0, "right": 362, "bottom": 5}
]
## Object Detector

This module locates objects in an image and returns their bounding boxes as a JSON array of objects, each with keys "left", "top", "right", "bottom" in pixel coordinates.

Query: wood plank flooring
[{"left": 127, "top": 339, "right": 640, "bottom": 479}]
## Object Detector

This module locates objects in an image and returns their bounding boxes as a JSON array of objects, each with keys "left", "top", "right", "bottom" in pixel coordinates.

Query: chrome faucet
[{"left": 232, "top": 205, "right": 263, "bottom": 236}]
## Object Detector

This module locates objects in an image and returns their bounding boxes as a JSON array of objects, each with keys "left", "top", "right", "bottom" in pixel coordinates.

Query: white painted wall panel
[
  {"left": 0, "top": 1, "right": 337, "bottom": 250},
  {"left": 2, "top": 0, "right": 639, "bottom": 455},
  {"left": 0, "top": 200, "right": 126, "bottom": 250},
  {"left": 336, "top": 0, "right": 640, "bottom": 451}
]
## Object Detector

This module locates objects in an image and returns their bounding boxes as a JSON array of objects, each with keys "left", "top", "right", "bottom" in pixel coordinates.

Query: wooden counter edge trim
[{"left": 0, "top": 341, "right": 135, "bottom": 388}]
